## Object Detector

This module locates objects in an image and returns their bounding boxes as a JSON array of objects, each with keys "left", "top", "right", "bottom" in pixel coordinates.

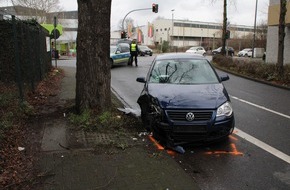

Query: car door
[
  {"left": 118, "top": 43, "right": 131, "bottom": 64},
  {"left": 112, "top": 44, "right": 130, "bottom": 65}
]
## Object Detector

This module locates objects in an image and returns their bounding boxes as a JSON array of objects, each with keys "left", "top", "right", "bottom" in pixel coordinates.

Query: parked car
[
  {"left": 212, "top": 46, "right": 235, "bottom": 56},
  {"left": 237, "top": 48, "right": 252, "bottom": 57},
  {"left": 110, "top": 43, "right": 131, "bottom": 67},
  {"left": 136, "top": 53, "right": 235, "bottom": 146},
  {"left": 138, "top": 45, "right": 153, "bottom": 56},
  {"left": 185, "top": 46, "right": 206, "bottom": 56}
]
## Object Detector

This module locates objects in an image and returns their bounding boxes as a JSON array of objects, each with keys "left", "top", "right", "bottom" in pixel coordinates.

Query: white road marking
[
  {"left": 230, "top": 95, "right": 290, "bottom": 120},
  {"left": 230, "top": 96, "right": 290, "bottom": 163},
  {"left": 235, "top": 128, "right": 290, "bottom": 164}
]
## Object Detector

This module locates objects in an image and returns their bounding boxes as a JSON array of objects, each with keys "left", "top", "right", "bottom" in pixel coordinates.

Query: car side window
[
  {"left": 122, "top": 45, "right": 130, "bottom": 53},
  {"left": 118, "top": 44, "right": 130, "bottom": 53}
]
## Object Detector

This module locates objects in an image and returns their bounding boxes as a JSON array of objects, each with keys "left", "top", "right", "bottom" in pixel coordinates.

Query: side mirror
[
  {"left": 220, "top": 75, "right": 229, "bottom": 82},
  {"left": 136, "top": 77, "right": 146, "bottom": 83}
]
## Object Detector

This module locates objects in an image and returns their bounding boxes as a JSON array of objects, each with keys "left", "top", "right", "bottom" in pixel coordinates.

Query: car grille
[{"left": 166, "top": 110, "right": 213, "bottom": 122}]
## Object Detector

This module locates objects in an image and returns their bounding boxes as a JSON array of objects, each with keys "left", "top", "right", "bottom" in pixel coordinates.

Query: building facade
[
  {"left": 266, "top": 0, "right": 290, "bottom": 65},
  {"left": 152, "top": 19, "right": 254, "bottom": 49}
]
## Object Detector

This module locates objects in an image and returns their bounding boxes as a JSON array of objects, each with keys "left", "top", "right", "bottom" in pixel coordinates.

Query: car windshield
[
  {"left": 110, "top": 46, "right": 117, "bottom": 53},
  {"left": 149, "top": 59, "right": 219, "bottom": 84}
]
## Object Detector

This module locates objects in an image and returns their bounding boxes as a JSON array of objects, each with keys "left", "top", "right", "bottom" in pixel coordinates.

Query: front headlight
[{"left": 216, "top": 102, "right": 233, "bottom": 117}]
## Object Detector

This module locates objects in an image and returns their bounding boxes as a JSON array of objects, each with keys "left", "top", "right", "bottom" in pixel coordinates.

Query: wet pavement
[{"left": 34, "top": 64, "right": 200, "bottom": 190}]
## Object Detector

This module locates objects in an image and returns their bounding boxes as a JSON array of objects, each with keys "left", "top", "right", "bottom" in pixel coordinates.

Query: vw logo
[{"left": 186, "top": 112, "right": 195, "bottom": 121}]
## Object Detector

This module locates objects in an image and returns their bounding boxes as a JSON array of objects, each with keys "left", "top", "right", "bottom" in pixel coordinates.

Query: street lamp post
[
  {"left": 171, "top": 9, "right": 175, "bottom": 47},
  {"left": 252, "top": 0, "right": 258, "bottom": 58},
  {"left": 200, "top": 29, "right": 203, "bottom": 46}
]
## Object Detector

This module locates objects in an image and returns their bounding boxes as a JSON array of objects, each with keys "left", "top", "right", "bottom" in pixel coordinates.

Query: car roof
[
  {"left": 155, "top": 53, "right": 206, "bottom": 60},
  {"left": 116, "top": 39, "right": 132, "bottom": 45}
]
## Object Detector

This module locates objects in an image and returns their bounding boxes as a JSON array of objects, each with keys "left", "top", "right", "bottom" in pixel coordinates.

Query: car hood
[{"left": 147, "top": 83, "right": 228, "bottom": 109}]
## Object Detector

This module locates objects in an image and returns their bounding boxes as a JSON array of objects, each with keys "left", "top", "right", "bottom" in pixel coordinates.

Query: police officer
[{"left": 130, "top": 39, "right": 139, "bottom": 66}]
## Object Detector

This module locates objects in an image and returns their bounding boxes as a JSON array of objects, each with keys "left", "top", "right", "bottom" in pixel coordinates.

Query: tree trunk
[
  {"left": 76, "top": 0, "right": 112, "bottom": 114},
  {"left": 277, "top": 0, "right": 287, "bottom": 77},
  {"left": 221, "top": 0, "right": 227, "bottom": 55}
]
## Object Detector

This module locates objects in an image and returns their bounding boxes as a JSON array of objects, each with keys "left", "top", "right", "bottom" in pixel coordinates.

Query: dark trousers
[{"left": 130, "top": 52, "right": 138, "bottom": 66}]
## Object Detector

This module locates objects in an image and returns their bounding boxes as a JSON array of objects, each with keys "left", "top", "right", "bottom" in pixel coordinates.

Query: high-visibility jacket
[{"left": 131, "top": 43, "right": 137, "bottom": 52}]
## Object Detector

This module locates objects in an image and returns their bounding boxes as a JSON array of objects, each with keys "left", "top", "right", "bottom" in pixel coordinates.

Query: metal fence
[{"left": 0, "top": 10, "right": 52, "bottom": 102}]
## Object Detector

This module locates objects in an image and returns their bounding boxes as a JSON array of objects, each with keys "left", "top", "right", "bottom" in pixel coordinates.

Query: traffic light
[
  {"left": 152, "top": 3, "right": 158, "bottom": 13},
  {"left": 225, "top": 30, "right": 230, "bottom": 39},
  {"left": 121, "top": 31, "right": 126, "bottom": 39}
]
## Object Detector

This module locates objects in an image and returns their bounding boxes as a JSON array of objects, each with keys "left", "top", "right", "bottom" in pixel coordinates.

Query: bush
[{"left": 212, "top": 55, "right": 290, "bottom": 87}]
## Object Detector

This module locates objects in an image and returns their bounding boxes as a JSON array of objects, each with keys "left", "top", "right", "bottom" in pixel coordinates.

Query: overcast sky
[
  {"left": 1, "top": 0, "right": 269, "bottom": 30},
  {"left": 58, "top": 0, "right": 269, "bottom": 30}
]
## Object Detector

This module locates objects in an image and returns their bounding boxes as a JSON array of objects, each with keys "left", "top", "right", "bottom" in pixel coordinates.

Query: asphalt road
[
  {"left": 58, "top": 55, "right": 290, "bottom": 190},
  {"left": 110, "top": 55, "right": 290, "bottom": 190}
]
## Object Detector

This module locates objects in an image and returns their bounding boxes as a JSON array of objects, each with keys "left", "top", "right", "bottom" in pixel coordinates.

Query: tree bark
[
  {"left": 221, "top": 0, "right": 227, "bottom": 55},
  {"left": 277, "top": 0, "right": 287, "bottom": 77},
  {"left": 76, "top": 0, "right": 112, "bottom": 114}
]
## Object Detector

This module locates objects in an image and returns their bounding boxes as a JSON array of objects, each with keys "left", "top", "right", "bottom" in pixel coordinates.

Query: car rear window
[{"left": 149, "top": 59, "right": 219, "bottom": 84}]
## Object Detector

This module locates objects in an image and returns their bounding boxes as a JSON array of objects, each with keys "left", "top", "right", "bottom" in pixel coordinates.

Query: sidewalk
[{"left": 34, "top": 66, "right": 200, "bottom": 190}]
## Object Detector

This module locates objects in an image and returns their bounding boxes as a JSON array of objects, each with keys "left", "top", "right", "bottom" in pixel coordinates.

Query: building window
[{"left": 156, "top": 29, "right": 158, "bottom": 32}]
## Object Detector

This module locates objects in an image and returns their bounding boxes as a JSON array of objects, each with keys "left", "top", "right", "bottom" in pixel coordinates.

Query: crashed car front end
[
  {"left": 136, "top": 53, "right": 235, "bottom": 146},
  {"left": 138, "top": 94, "right": 234, "bottom": 145}
]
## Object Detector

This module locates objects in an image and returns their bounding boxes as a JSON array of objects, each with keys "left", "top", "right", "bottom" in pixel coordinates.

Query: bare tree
[
  {"left": 76, "top": 0, "right": 112, "bottom": 114},
  {"left": 10, "top": 0, "right": 62, "bottom": 23},
  {"left": 211, "top": 0, "right": 230, "bottom": 55},
  {"left": 118, "top": 17, "right": 134, "bottom": 30},
  {"left": 277, "top": 0, "right": 288, "bottom": 77},
  {"left": 221, "top": 0, "right": 227, "bottom": 55},
  {"left": 255, "top": 20, "right": 267, "bottom": 49}
]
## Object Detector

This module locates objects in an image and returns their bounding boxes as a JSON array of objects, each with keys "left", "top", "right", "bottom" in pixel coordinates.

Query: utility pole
[
  {"left": 252, "top": 0, "right": 258, "bottom": 58},
  {"left": 54, "top": 16, "right": 57, "bottom": 68}
]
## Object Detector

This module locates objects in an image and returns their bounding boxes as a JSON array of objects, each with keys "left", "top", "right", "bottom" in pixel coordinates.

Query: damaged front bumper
[{"left": 155, "top": 116, "right": 235, "bottom": 145}]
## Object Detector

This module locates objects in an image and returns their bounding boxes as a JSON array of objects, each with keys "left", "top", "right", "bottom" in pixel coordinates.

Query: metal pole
[
  {"left": 12, "top": 15, "right": 24, "bottom": 103},
  {"left": 200, "top": 29, "right": 203, "bottom": 46},
  {"left": 122, "top": 8, "right": 151, "bottom": 31},
  {"left": 171, "top": 9, "right": 174, "bottom": 47},
  {"left": 252, "top": 0, "right": 258, "bottom": 58},
  {"left": 54, "top": 16, "right": 58, "bottom": 68}
]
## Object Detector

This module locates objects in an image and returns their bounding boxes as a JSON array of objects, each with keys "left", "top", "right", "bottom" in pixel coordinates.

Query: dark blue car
[{"left": 136, "top": 53, "right": 235, "bottom": 146}]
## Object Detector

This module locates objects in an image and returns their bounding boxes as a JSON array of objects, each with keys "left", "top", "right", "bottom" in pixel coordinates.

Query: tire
[{"left": 140, "top": 104, "right": 151, "bottom": 132}]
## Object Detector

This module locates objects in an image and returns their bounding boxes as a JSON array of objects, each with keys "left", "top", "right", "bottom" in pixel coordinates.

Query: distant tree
[
  {"left": 277, "top": 0, "right": 288, "bottom": 77},
  {"left": 211, "top": 0, "right": 233, "bottom": 56},
  {"left": 117, "top": 17, "right": 135, "bottom": 38},
  {"left": 10, "top": 0, "right": 62, "bottom": 23},
  {"left": 76, "top": 0, "right": 112, "bottom": 114},
  {"left": 255, "top": 20, "right": 267, "bottom": 49},
  {"left": 221, "top": 0, "right": 227, "bottom": 55},
  {"left": 118, "top": 17, "right": 134, "bottom": 30}
]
